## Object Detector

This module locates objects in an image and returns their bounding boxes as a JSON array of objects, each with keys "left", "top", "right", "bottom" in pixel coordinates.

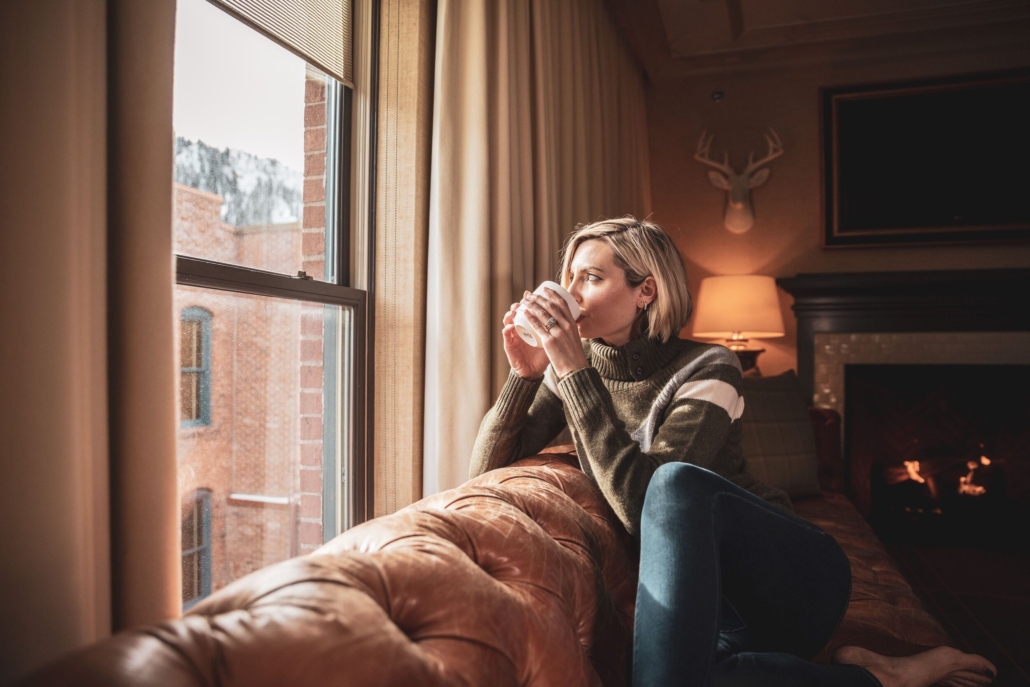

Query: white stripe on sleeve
[{"left": 670, "top": 379, "right": 745, "bottom": 421}]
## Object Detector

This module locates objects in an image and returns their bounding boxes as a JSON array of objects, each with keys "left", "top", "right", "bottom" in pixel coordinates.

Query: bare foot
[{"left": 832, "top": 645, "right": 997, "bottom": 687}]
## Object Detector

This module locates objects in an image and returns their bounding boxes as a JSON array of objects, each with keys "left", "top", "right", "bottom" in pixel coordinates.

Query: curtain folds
[
  {"left": 0, "top": 3, "right": 110, "bottom": 681},
  {"left": 0, "top": 1, "right": 177, "bottom": 681},
  {"left": 107, "top": 0, "right": 180, "bottom": 630},
  {"left": 423, "top": 0, "right": 652, "bottom": 495}
]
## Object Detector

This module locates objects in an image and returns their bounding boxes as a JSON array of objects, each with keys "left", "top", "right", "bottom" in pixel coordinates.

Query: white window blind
[{"left": 207, "top": 0, "right": 353, "bottom": 87}]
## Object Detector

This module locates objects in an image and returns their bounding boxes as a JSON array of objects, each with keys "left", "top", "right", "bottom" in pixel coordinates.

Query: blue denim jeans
[{"left": 633, "top": 462, "right": 882, "bottom": 687}]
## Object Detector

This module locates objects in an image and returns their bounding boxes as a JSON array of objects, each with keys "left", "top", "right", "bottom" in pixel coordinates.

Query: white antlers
[{"left": 694, "top": 129, "right": 784, "bottom": 234}]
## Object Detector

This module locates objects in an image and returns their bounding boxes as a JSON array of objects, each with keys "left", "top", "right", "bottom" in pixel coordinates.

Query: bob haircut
[{"left": 558, "top": 216, "right": 692, "bottom": 343}]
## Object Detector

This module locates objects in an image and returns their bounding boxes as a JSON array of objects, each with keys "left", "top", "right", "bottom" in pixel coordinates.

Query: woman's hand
[
  {"left": 519, "top": 288, "right": 589, "bottom": 379},
  {"left": 502, "top": 300, "right": 549, "bottom": 380}
]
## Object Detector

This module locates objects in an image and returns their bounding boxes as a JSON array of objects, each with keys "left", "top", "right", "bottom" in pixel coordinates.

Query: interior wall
[{"left": 647, "top": 40, "right": 1030, "bottom": 377}]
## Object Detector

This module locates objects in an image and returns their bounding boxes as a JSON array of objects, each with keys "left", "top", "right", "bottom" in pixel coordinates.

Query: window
[
  {"left": 173, "top": 0, "right": 365, "bottom": 609},
  {"left": 181, "top": 489, "right": 212, "bottom": 609},
  {"left": 179, "top": 307, "right": 211, "bottom": 427}
]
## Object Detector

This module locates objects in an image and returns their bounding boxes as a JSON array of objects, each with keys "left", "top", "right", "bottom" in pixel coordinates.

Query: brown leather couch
[{"left": 19, "top": 411, "right": 950, "bottom": 687}]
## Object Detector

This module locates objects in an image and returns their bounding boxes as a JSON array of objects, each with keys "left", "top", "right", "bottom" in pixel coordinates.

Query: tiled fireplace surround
[
  {"left": 812, "top": 331, "right": 1030, "bottom": 416},
  {"left": 778, "top": 269, "right": 1030, "bottom": 416}
]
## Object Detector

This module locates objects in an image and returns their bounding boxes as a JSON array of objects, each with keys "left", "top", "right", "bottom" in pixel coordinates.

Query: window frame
[
  {"left": 179, "top": 306, "right": 212, "bottom": 428},
  {"left": 173, "top": 25, "right": 371, "bottom": 543}
]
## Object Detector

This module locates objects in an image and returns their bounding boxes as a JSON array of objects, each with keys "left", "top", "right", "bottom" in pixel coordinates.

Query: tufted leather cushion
[{"left": 20, "top": 450, "right": 637, "bottom": 687}]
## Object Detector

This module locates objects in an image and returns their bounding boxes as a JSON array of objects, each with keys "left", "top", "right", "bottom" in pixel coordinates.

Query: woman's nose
[{"left": 568, "top": 282, "right": 583, "bottom": 303}]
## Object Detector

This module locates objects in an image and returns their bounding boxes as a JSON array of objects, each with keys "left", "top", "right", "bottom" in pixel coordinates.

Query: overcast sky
[{"left": 173, "top": 0, "right": 306, "bottom": 171}]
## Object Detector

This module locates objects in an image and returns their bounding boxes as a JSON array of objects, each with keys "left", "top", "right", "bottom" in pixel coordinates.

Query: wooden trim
[
  {"left": 372, "top": 0, "right": 434, "bottom": 516},
  {"left": 361, "top": 0, "right": 379, "bottom": 526}
]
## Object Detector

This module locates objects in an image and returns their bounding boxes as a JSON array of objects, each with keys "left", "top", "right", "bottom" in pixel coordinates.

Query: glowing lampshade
[{"left": 692, "top": 275, "right": 785, "bottom": 349}]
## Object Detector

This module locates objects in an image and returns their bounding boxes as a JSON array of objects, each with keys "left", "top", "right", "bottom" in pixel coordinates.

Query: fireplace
[
  {"left": 845, "top": 364, "right": 1030, "bottom": 551},
  {"left": 779, "top": 269, "right": 1030, "bottom": 549}
]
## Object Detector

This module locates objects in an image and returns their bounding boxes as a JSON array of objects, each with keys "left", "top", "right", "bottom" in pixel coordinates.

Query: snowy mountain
[{"left": 174, "top": 137, "right": 303, "bottom": 227}]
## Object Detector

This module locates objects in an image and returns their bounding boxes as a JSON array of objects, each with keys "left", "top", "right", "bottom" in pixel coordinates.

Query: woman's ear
[{"left": 639, "top": 275, "right": 657, "bottom": 307}]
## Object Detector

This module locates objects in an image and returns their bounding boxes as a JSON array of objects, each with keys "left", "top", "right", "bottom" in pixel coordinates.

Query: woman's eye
[{"left": 587, "top": 274, "right": 600, "bottom": 282}]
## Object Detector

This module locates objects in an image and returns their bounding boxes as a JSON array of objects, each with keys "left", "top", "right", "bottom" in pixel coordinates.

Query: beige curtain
[
  {"left": 107, "top": 0, "right": 180, "bottom": 631},
  {"left": 423, "top": 0, "right": 652, "bottom": 495},
  {"left": 0, "top": 1, "right": 178, "bottom": 681},
  {"left": 1, "top": 2, "right": 111, "bottom": 681}
]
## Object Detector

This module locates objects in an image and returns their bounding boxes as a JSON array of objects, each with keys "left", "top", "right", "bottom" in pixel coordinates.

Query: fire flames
[
  {"left": 904, "top": 461, "right": 925, "bottom": 483},
  {"left": 899, "top": 455, "right": 990, "bottom": 497},
  {"left": 958, "top": 458, "right": 988, "bottom": 496}
]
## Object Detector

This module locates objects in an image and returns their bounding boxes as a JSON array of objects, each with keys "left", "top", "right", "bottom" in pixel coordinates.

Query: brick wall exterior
[
  {"left": 174, "top": 67, "right": 331, "bottom": 601},
  {"left": 298, "top": 66, "right": 330, "bottom": 554}
]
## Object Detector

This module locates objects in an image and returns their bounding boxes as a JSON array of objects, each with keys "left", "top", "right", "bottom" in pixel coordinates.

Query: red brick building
[{"left": 174, "top": 70, "right": 331, "bottom": 606}]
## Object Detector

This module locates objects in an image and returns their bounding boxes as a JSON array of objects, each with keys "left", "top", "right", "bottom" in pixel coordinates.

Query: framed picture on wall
[{"left": 821, "top": 70, "right": 1030, "bottom": 248}]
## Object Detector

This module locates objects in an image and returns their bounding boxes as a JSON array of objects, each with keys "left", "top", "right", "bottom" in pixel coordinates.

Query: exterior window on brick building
[
  {"left": 182, "top": 489, "right": 212, "bottom": 609},
  {"left": 180, "top": 307, "right": 211, "bottom": 427},
  {"left": 172, "top": 0, "right": 366, "bottom": 608}
]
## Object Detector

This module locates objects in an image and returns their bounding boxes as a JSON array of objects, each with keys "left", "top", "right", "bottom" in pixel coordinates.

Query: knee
[
  {"left": 644, "top": 462, "right": 722, "bottom": 514},
  {"left": 650, "top": 461, "right": 721, "bottom": 493}
]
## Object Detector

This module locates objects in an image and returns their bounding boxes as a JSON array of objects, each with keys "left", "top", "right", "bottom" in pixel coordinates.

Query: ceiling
[{"left": 607, "top": 0, "right": 1030, "bottom": 80}]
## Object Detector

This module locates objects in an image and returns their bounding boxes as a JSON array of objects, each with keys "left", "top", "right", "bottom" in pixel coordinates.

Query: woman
[{"left": 470, "top": 217, "right": 996, "bottom": 687}]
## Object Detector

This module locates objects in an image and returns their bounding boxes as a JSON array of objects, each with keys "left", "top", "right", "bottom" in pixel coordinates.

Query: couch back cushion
[
  {"left": 18, "top": 452, "right": 636, "bottom": 687},
  {"left": 740, "top": 371, "right": 821, "bottom": 498}
]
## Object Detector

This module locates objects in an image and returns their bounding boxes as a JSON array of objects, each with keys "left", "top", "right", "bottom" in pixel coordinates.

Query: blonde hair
[{"left": 558, "top": 216, "right": 691, "bottom": 342}]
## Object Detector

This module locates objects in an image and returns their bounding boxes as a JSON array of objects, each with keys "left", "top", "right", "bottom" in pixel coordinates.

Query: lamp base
[{"left": 732, "top": 348, "right": 765, "bottom": 376}]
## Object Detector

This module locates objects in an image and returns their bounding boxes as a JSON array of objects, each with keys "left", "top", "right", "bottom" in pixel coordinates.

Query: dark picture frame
[{"left": 821, "top": 70, "right": 1030, "bottom": 248}]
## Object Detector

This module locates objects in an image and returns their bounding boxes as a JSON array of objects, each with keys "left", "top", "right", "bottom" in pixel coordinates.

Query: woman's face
[{"left": 566, "top": 239, "right": 653, "bottom": 347}]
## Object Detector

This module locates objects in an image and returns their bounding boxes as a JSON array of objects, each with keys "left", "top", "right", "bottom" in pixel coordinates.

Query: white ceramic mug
[{"left": 513, "top": 281, "right": 581, "bottom": 347}]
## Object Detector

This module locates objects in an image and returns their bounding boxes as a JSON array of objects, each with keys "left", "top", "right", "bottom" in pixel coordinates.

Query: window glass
[
  {"left": 175, "top": 285, "right": 347, "bottom": 604},
  {"left": 181, "top": 490, "right": 211, "bottom": 608},
  {"left": 173, "top": 0, "right": 338, "bottom": 281}
]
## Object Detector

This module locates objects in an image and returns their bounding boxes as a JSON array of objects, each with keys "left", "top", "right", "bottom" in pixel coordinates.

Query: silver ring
[{"left": 544, "top": 317, "right": 558, "bottom": 331}]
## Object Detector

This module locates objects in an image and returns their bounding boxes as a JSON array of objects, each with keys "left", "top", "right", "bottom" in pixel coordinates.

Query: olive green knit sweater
[{"left": 469, "top": 336, "right": 794, "bottom": 539}]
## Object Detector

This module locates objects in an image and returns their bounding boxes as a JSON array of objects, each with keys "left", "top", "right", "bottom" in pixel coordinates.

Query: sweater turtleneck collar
[{"left": 588, "top": 335, "right": 685, "bottom": 381}]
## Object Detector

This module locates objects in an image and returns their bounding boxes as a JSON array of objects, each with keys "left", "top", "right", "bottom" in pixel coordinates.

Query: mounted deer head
[{"left": 694, "top": 129, "right": 784, "bottom": 234}]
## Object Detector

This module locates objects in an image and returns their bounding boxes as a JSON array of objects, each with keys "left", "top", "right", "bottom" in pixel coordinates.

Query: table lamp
[{"left": 691, "top": 275, "right": 785, "bottom": 373}]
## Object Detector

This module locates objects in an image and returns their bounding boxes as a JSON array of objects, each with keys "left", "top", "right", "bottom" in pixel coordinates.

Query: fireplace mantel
[{"left": 777, "top": 269, "right": 1030, "bottom": 398}]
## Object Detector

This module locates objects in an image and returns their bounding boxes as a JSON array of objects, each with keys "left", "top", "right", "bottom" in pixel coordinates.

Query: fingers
[
  {"left": 521, "top": 292, "right": 568, "bottom": 331},
  {"left": 541, "top": 286, "right": 573, "bottom": 320},
  {"left": 503, "top": 303, "right": 518, "bottom": 326},
  {"left": 520, "top": 303, "right": 551, "bottom": 336}
]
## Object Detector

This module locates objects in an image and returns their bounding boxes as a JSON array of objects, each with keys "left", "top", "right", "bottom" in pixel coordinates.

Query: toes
[
  {"left": 937, "top": 669, "right": 993, "bottom": 687},
  {"left": 938, "top": 678, "right": 987, "bottom": 687},
  {"left": 964, "top": 654, "right": 996, "bottom": 680}
]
